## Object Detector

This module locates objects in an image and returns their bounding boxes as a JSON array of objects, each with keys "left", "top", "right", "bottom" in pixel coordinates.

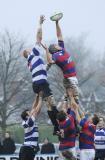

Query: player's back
[
  {"left": 52, "top": 40, "right": 76, "bottom": 78},
  {"left": 27, "top": 46, "right": 47, "bottom": 84},
  {"left": 59, "top": 114, "right": 76, "bottom": 150},
  {"left": 79, "top": 118, "right": 96, "bottom": 149}
]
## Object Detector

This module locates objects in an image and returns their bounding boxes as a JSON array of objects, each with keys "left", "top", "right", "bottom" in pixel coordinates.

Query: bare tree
[{"left": 0, "top": 31, "right": 33, "bottom": 136}]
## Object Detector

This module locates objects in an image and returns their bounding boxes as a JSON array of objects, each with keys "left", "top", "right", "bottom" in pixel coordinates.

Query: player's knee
[{"left": 63, "top": 78, "right": 71, "bottom": 89}]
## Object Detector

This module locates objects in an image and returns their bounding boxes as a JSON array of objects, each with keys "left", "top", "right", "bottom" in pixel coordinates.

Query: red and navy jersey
[
  {"left": 79, "top": 118, "right": 96, "bottom": 149},
  {"left": 58, "top": 110, "right": 76, "bottom": 151},
  {"left": 52, "top": 40, "right": 76, "bottom": 78}
]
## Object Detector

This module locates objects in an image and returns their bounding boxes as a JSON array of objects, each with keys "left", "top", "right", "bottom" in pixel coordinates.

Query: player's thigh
[
  {"left": 42, "top": 82, "right": 53, "bottom": 98},
  {"left": 63, "top": 78, "right": 79, "bottom": 96},
  {"left": 32, "top": 82, "right": 52, "bottom": 98},
  {"left": 80, "top": 150, "right": 87, "bottom": 160},
  {"left": 22, "top": 147, "right": 35, "bottom": 160},
  {"left": 19, "top": 146, "right": 28, "bottom": 160},
  {"left": 32, "top": 83, "right": 41, "bottom": 94},
  {"left": 80, "top": 149, "right": 95, "bottom": 160}
]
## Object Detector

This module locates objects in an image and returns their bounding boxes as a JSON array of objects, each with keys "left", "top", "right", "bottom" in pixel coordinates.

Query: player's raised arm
[
  {"left": 36, "top": 15, "right": 45, "bottom": 43},
  {"left": 41, "top": 43, "right": 55, "bottom": 64},
  {"left": 30, "top": 92, "right": 43, "bottom": 117},
  {"left": 70, "top": 95, "right": 85, "bottom": 120},
  {"left": 31, "top": 94, "right": 39, "bottom": 110},
  {"left": 75, "top": 108, "right": 82, "bottom": 124},
  {"left": 56, "top": 21, "right": 63, "bottom": 41}
]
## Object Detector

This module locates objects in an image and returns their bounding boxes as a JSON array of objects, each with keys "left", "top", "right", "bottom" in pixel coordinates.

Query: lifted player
[
  {"left": 44, "top": 19, "right": 79, "bottom": 104},
  {"left": 22, "top": 16, "right": 59, "bottom": 135}
]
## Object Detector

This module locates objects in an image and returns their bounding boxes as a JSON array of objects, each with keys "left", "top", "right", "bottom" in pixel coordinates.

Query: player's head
[
  {"left": 48, "top": 44, "right": 62, "bottom": 54},
  {"left": 21, "top": 109, "right": 30, "bottom": 120},
  {"left": 57, "top": 111, "right": 67, "bottom": 122},
  {"left": 90, "top": 114, "right": 99, "bottom": 125},
  {"left": 98, "top": 117, "right": 104, "bottom": 128},
  {"left": 22, "top": 50, "right": 30, "bottom": 58}
]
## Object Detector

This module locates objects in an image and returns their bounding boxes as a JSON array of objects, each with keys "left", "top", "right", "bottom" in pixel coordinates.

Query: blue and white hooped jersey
[
  {"left": 22, "top": 115, "right": 39, "bottom": 147},
  {"left": 94, "top": 128, "right": 105, "bottom": 149},
  {"left": 27, "top": 43, "right": 47, "bottom": 84}
]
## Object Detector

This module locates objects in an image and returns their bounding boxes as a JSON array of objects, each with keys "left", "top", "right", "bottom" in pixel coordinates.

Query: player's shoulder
[{"left": 32, "top": 42, "right": 42, "bottom": 55}]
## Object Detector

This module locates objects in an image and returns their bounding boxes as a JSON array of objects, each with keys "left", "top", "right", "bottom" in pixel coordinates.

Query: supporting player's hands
[
  {"left": 39, "top": 15, "right": 45, "bottom": 25},
  {"left": 60, "top": 129, "right": 64, "bottom": 138},
  {"left": 56, "top": 130, "right": 64, "bottom": 138},
  {"left": 71, "top": 95, "right": 79, "bottom": 110}
]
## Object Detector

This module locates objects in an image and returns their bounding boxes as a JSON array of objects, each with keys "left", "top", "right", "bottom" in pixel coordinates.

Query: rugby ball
[{"left": 50, "top": 12, "right": 63, "bottom": 21}]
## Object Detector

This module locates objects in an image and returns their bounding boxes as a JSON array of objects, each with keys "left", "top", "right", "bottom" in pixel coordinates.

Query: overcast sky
[{"left": 0, "top": 0, "right": 105, "bottom": 53}]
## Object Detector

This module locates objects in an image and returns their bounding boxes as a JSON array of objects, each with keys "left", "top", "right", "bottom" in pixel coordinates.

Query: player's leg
[
  {"left": 43, "top": 82, "right": 60, "bottom": 135},
  {"left": 63, "top": 77, "right": 79, "bottom": 104},
  {"left": 19, "top": 146, "right": 25, "bottom": 160},
  {"left": 80, "top": 150, "right": 87, "bottom": 160},
  {"left": 33, "top": 81, "right": 59, "bottom": 135},
  {"left": 80, "top": 149, "right": 95, "bottom": 160},
  {"left": 19, "top": 146, "right": 35, "bottom": 160},
  {"left": 88, "top": 149, "right": 95, "bottom": 160},
  {"left": 63, "top": 80, "right": 80, "bottom": 136},
  {"left": 95, "top": 149, "right": 105, "bottom": 160}
]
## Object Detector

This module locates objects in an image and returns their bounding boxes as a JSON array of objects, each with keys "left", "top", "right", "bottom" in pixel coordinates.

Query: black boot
[{"left": 47, "top": 110, "right": 59, "bottom": 135}]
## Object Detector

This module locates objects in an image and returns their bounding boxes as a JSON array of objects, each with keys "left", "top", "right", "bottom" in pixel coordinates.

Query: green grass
[{"left": 39, "top": 124, "right": 58, "bottom": 143}]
